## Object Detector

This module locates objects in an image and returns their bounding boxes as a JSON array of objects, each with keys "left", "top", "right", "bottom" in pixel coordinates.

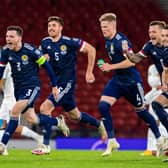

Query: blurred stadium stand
[{"left": 0, "top": 0, "right": 168, "bottom": 138}]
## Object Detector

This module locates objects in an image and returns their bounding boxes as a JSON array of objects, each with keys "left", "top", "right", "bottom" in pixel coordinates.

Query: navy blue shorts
[
  {"left": 102, "top": 78, "right": 145, "bottom": 107},
  {"left": 15, "top": 86, "right": 41, "bottom": 107},
  {"left": 48, "top": 80, "right": 76, "bottom": 112}
]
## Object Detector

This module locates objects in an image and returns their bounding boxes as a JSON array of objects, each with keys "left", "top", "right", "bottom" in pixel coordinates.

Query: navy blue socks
[
  {"left": 136, "top": 108, "right": 161, "bottom": 138},
  {"left": 1, "top": 117, "right": 18, "bottom": 145},
  {"left": 152, "top": 101, "right": 168, "bottom": 132},
  {"left": 98, "top": 101, "right": 114, "bottom": 138},
  {"left": 80, "top": 112, "right": 100, "bottom": 127}
]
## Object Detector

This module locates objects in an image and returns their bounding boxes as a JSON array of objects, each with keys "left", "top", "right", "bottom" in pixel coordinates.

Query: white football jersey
[
  {"left": 2, "top": 63, "right": 15, "bottom": 99},
  {"left": 0, "top": 63, "right": 16, "bottom": 120}
]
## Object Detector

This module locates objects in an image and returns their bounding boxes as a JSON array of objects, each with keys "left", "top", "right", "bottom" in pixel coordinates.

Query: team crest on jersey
[
  {"left": 152, "top": 51, "right": 157, "bottom": 55},
  {"left": 60, "top": 45, "right": 67, "bottom": 55},
  {"left": 21, "top": 55, "right": 29, "bottom": 65},
  {"left": 9, "top": 56, "right": 13, "bottom": 61}
]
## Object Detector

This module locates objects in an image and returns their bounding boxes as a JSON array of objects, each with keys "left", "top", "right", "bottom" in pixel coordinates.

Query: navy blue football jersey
[
  {"left": 40, "top": 36, "right": 83, "bottom": 83},
  {"left": 140, "top": 41, "right": 164, "bottom": 77},
  {"left": 157, "top": 47, "right": 168, "bottom": 69},
  {"left": 0, "top": 43, "right": 42, "bottom": 89},
  {"left": 105, "top": 32, "right": 142, "bottom": 83}
]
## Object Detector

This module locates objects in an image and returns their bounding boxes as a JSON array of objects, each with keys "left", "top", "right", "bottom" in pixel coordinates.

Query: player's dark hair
[
  {"left": 149, "top": 21, "right": 166, "bottom": 29},
  {"left": 48, "top": 16, "right": 64, "bottom": 26},
  {"left": 7, "top": 25, "right": 23, "bottom": 36},
  {"left": 99, "top": 13, "right": 117, "bottom": 22}
]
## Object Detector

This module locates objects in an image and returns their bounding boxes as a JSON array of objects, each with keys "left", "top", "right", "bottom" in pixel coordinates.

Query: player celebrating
[
  {"left": 98, "top": 13, "right": 164, "bottom": 157},
  {"left": 123, "top": 21, "right": 168, "bottom": 156},
  {"left": 0, "top": 26, "right": 69, "bottom": 155},
  {"left": 31, "top": 16, "right": 107, "bottom": 155},
  {"left": 141, "top": 64, "right": 168, "bottom": 156},
  {"left": 0, "top": 63, "right": 43, "bottom": 155}
]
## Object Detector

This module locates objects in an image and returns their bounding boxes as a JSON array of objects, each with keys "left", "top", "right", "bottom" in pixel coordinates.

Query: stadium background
[{"left": 0, "top": 0, "right": 168, "bottom": 142}]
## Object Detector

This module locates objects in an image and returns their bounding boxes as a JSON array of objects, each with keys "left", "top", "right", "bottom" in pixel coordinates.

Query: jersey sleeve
[
  {"left": 33, "top": 47, "right": 46, "bottom": 66},
  {"left": 70, "top": 37, "right": 84, "bottom": 50},
  {"left": 139, "top": 42, "right": 150, "bottom": 57},
  {"left": 120, "top": 37, "right": 133, "bottom": 56},
  {"left": 23, "top": 43, "right": 46, "bottom": 66},
  {"left": 40, "top": 41, "right": 48, "bottom": 55},
  {"left": 121, "top": 39, "right": 132, "bottom": 52}
]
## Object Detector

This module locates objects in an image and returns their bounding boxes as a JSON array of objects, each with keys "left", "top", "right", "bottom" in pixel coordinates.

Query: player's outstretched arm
[
  {"left": 80, "top": 41, "right": 96, "bottom": 83},
  {"left": 42, "top": 61, "right": 59, "bottom": 99},
  {"left": 122, "top": 41, "right": 145, "bottom": 63},
  {"left": 125, "top": 51, "right": 145, "bottom": 63},
  {"left": 100, "top": 58, "right": 135, "bottom": 72}
]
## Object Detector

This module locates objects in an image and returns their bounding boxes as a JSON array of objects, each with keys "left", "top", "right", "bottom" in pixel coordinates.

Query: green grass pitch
[{"left": 0, "top": 150, "right": 167, "bottom": 168}]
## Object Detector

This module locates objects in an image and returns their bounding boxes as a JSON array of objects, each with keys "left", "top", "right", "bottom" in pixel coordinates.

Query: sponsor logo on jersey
[
  {"left": 152, "top": 51, "right": 157, "bottom": 55},
  {"left": 47, "top": 45, "right": 51, "bottom": 49},
  {"left": 8, "top": 56, "right": 13, "bottom": 61},
  {"left": 21, "top": 55, "right": 29, "bottom": 65},
  {"left": 60, "top": 45, "right": 67, "bottom": 55}
]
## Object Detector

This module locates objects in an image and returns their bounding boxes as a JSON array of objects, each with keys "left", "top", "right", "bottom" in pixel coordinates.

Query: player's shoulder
[
  {"left": 23, "top": 43, "right": 36, "bottom": 51},
  {"left": 62, "top": 36, "right": 81, "bottom": 43},
  {"left": 2, "top": 45, "right": 9, "bottom": 51},
  {"left": 146, "top": 41, "right": 152, "bottom": 46},
  {"left": 41, "top": 36, "right": 53, "bottom": 43},
  {"left": 115, "top": 32, "right": 127, "bottom": 41},
  {"left": 114, "top": 32, "right": 131, "bottom": 45},
  {"left": 143, "top": 41, "right": 152, "bottom": 49},
  {"left": 1, "top": 45, "right": 9, "bottom": 55},
  {"left": 62, "top": 35, "right": 71, "bottom": 41}
]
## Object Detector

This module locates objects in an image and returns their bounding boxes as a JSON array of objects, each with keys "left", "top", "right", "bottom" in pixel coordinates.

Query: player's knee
[
  {"left": 98, "top": 101, "right": 111, "bottom": 116},
  {"left": 68, "top": 109, "right": 80, "bottom": 120},
  {"left": 25, "top": 115, "right": 38, "bottom": 124},
  {"left": 40, "top": 104, "right": 52, "bottom": 115}
]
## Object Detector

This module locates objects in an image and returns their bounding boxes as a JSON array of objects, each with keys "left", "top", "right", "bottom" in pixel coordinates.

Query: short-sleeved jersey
[
  {"left": 140, "top": 41, "right": 164, "bottom": 77},
  {"left": 0, "top": 43, "right": 42, "bottom": 89},
  {"left": 41, "top": 36, "right": 83, "bottom": 83},
  {"left": 105, "top": 32, "right": 142, "bottom": 84}
]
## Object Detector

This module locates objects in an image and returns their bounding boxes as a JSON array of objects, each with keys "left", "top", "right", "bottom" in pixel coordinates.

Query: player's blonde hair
[{"left": 99, "top": 13, "right": 117, "bottom": 22}]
